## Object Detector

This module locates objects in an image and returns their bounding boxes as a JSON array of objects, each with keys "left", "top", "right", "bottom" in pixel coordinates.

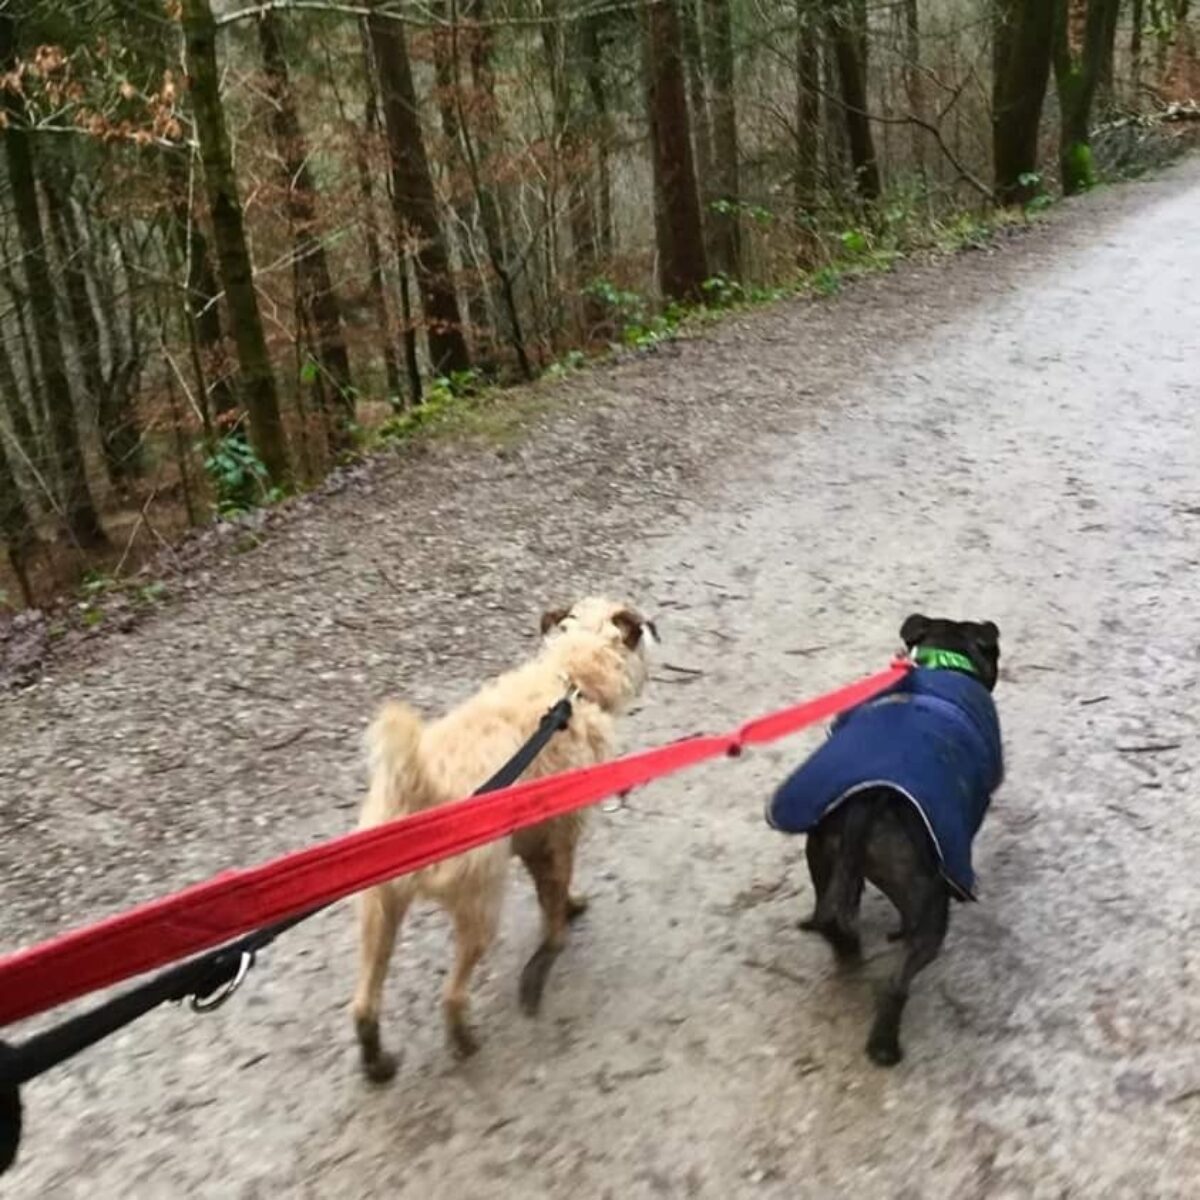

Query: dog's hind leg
[
  {"left": 352, "top": 881, "right": 412, "bottom": 1083},
  {"left": 517, "top": 833, "right": 578, "bottom": 1015},
  {"left": 444, "top": 896, "right": 501, "bottom": 1059},
  {"left": 799, "top": 809, "right": 868, "bottom": 964},
  {"left": 866, "top": 882, "right": 949, "bottom": 1067}
]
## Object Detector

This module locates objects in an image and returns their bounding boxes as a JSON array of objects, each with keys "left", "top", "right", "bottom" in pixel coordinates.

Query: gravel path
[{"left": 3, "top": 159, "right": 1199, "bottom": 1198}]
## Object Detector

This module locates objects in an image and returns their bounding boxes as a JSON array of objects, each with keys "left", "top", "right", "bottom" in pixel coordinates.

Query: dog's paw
[
  {"left": 362, "top": 1050, "right": 400, "bottom": 1084},
  {"left": 449, "top": 1021, "right": 481, "bottom": 1059},
  {"left": 519, "top": 944, "right": 558, "bottom": 1016},
  {"left": 566, "top": 894, "right": 590, "bottom": 922},
  {"left": 866, "top": 1037, "right": 903, "bottom": 1068}
]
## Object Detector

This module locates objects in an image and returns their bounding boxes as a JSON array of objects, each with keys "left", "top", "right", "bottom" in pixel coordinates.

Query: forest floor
[{"left": 2, "top": 156, "right": 1199, "bottom": 1197}]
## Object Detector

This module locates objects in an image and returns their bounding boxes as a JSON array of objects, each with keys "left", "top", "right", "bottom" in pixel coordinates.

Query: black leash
[{"left": 0, "top": 690, "right": 576, "bottom": 1176}]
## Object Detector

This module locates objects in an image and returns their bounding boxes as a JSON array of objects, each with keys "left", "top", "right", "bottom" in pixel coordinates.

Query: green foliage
[
  {"left": 1016, "top": 172, "right": 1054, "bottom": 213},
  {"left": 75, "top": 569, "right": 169, "bottom": 629},
  {"left": 709, "top": 198, "right": 773, "bottom": 226},
  {"left": 839, "top": 228, "right": 870, "bottom": 257},
  {"left": 933, "top": 212, "right": 994, "bottom": 252},
  {"left": 584, "top": 279, "right": 683, "bottom": 349},
  {"left": 1062, "top": 141, "right": 1097, "bottom": 193},
  {"left": 201, "top": 432, "right": 283, "bottom": 518},
  {"left": 700, "top": 273, "right": 743, "bottom": 308},
  {"left": 377, "top": 369, "right": 480, "bottom": 442},
  {"left": 545, "top": 350, "right": 588, "bottom": 379},
  {"left": 811, "top": 266, "right": 842, "bottom": 296}
]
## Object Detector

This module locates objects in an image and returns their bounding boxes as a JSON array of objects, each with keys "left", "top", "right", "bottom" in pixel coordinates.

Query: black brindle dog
[{"left": 768, "top": 615, "right": 1003, "bottom": 1066}]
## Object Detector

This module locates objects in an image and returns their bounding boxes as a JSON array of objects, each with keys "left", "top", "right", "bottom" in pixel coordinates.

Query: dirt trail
[{"left": 3, "top": 160, "right": 1200, "bottom": 1198}]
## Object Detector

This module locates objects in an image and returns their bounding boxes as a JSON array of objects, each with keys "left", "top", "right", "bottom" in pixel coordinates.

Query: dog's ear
[
  {"left": 612, "top": 609, "right": 650, "bottom": 650},
  {"left": 977, "top": 620, "right": 1000, "bottom": 649},
  {"left": 899, "top": 613, "right": 931, "bottom": 647},
  {"left": 540, "top": 607, "right": 570, "bottom": 637}
]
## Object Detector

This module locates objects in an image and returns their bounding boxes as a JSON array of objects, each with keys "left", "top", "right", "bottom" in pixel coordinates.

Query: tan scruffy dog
[{"left": 351, "top": 597, "right": 655, "bottom": 1081}]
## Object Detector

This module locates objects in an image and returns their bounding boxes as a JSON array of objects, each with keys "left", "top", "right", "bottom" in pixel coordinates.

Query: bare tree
[
  {"left": 1053, "top": 0, "right": 1122, "bottom": 194},
  {"left": 258, "top": 11, "right": 356, "bottom": 452},
  {"left": 993, "top": 0, "right": 1056, "bottom": 204},
  {"left": 1, "top": 12, "right": 107, "bottom": 549},
  {"left": 705, "top": 0, "right": 740, "bottom": 276},
  {"left": 794, "top": 3, "right": 822, "bottom": 242},
  {"left": 368, "top": 3, "right": 471, "bottom": 378},
  {"left": 182, "top": 0, "right": 291, "bottom": 482},
  {"left": 643, "top": 0, "right": 709, "bottom": 301},
  {"left": 0, "top": 337, "right": 36, "bottom": 604},
  {"left": 827, "top": 0, "right": 881, "bottom": 202}
]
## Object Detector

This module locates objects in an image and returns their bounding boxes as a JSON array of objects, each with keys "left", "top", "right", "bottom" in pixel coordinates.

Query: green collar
[{"left": 912, "top": 646, "right": 978, "bottom": 676}]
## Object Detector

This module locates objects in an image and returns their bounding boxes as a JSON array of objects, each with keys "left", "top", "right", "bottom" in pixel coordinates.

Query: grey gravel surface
[{"left": 2, "top": 159, "right": 1199, "bottom": 1198}]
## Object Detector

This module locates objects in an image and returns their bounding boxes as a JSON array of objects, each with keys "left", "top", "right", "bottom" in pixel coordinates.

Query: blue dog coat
[{"left": 766, "top": 667, "right": 1003, "bottom": 899}]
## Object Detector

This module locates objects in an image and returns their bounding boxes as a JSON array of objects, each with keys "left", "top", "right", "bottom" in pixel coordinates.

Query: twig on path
[
  {"left": 263, "top": 726, "right": 310, "bottom": 752},
  {"left": 1168, "top": 1086, "right": 1200, "bottom": 1107},
  {"left": 221, "top": 678, "right": 295, "bottom": 706},
  {"left": 742, "top": 957, "right": 807, "bottom": 988},
  {"left": 1105, "top": 802, "right": 1153, "bottom": 832},
  {"left": 661, "top": 662, "right": 704, "bottom": 676},
  {"left": 784, "top": 645, "right": 828, "bottom": 658},
  {"left": 376, "top": 565, "right": 403, "bottom": 596},
  {"left": 1116, "top": 742, "right": 1182, "bottom": 755},
  {"left": 1080, "top": 695, "right": 1110, "bottom": 707},
  {"left": 115, "top": 487, "right": 160, "bottom": 578}
]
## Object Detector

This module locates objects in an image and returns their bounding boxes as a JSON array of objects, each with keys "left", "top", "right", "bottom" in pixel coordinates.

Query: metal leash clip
[{"left": 190, "top": 949, "right": 256, "bottom": 1013}]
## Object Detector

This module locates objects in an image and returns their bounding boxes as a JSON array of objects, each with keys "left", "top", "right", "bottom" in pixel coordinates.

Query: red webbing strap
[{"left": 0, "top": 662, "right": 909, "bottom": 1027}]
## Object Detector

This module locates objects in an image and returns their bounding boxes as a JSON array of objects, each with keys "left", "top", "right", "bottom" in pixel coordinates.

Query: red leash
[{"left": 0, "top": 661, "right": 909, "bottom": 1028}]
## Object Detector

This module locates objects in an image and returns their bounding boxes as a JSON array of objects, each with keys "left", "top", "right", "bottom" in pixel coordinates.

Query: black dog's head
[{"left": 899, "top": 614, "right": 1000, "bottom": 692}]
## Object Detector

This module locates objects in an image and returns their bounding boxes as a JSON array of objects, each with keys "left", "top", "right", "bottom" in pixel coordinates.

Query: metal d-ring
[{"left": 190, "top": 950, "right": 255, "bottom": 1013}]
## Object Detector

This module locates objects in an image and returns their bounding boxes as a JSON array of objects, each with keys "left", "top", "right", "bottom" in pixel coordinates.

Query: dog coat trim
[{"left": 765, "top": 668, "right": 1003, "bottom": 899}]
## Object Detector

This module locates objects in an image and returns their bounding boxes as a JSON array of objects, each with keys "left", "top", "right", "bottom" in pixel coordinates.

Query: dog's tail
[{"left": 361, "top": 701, "right": 429, "bottom": 825}]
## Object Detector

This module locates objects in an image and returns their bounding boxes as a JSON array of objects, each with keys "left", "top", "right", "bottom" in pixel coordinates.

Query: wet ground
[{"left": 2, "top": 157, "right": 1199, "bottom": 1197}]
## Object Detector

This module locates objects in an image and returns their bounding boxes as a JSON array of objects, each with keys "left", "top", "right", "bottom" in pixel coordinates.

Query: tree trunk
[
  {"left": 1053, "top": 0, "right": 1122, "bottom": 195},
  {"left": 368, "top": 5, "right": 471, "bottom": 378},
  {"left": 1131, "top": 0, "right": 1144, "bottom": 98},
  {"left": 993, "top": 0, "right": 1056, "bottom": 204},
  {"left": 643, "top": 0, "right": 709, "bottom": 302},
  {"left": 0, "top": 252, "right": 48, "bottom": 453},
  {"left": 827, "top": 2, "right": 881, "bottom": 202},
  {"left": 903, "top": 0, "right": 926, "bottom": 176},
  {"left": 182, "top": 0, "right": 291, "bottom": 483},
  {"left": 794, "top": 5, "right": 821, "bottom": 253},
  {"left": 581, "top": 14, "right": 614, "bottom": 259},
  {"left": 704, "top": 0, "right": 740, "bottom": 277},
  {"left": 258, "top": 12, "right": 356, "bottom": 452},
  {"left": 0, "top": 336, "right": 36, "bottom": 604},
  {"left": 542, "top": 0, "right": 602, "bottom": 334},
  {"left": 165, "top": 148, "right": 238, "bottom": 428},
  {"left": 0, "top": 423, "right": 34, "bottom": 606},
  {"left": 678, "top": 0, "right": 716, "bottom": 252},
  {"left": 44, "top": 176, "right": 143, "bottom": 489},
  {"left": 1, "top": 13, "right": 107, "bottom": 549},
  {"left": 356, "top": 20, "right": 405, "bottom": 406},
  {"left": 823, "top": 35, "right": 849, "bottom": 193},
  {"left": 431, "top": 3, "right": 495, "bottom": 365}
]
